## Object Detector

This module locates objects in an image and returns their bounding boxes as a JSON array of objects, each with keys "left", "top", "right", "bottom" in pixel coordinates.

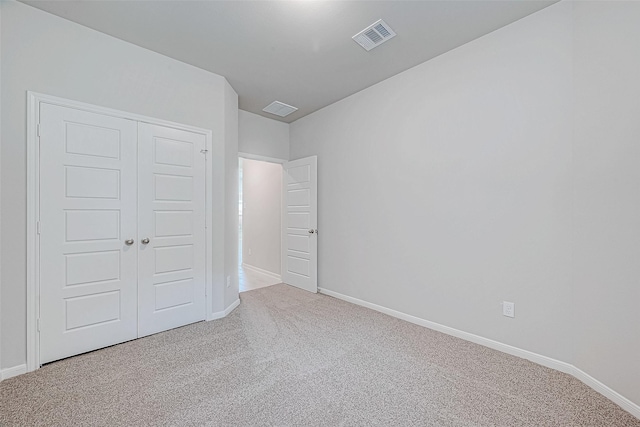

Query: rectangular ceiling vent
[
  {"left": 263, "top": 101, "right": 298, "bottom": 117},
  {"left": 352, "top": 19, "right": 396, "bottom": 52}
]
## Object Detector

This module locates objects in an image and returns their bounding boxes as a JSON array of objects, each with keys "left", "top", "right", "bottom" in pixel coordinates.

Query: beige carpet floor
[{"left": 1, "top": 284, "right": 638, "bottom": 426}]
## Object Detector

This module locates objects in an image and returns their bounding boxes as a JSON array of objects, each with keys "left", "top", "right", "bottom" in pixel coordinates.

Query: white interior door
[
  {"left": 137, "top": 123, "right": 207, "bottom": 337},
  {"left": 39, "top": 103, "right": 138, "bottom": 364},
  {"left": 282, "top": 156, "right": 318, "bottom": 293}
]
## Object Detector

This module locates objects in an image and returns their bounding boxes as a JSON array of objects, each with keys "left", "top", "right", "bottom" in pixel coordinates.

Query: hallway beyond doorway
[
  {"left": 238, "top": 265, "right": 280, "bottom": 292},
  {"left": 238, "top": 156, "right": 283, "bottom": 293}
]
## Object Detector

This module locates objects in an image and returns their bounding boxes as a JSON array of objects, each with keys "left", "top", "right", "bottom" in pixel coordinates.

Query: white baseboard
[
  {"left": 225, "top": 298, "right": 241, "bottom": 316},
  {"left": 571, "top": 365, "right": 640, "bottom": 419},
  {"left": 318, "top": 287, "right": 640, "bottom": 420},
  {"left": 1, "top": 364, "right": 27, "bottom": 381},
  {"left": 3, "top": 300, "right": 243, "bottom": 380},
  {"left": 207, "top": 298, "right": 241, "bottom": 321},
  {"left": 241, "top": 263, "right": 281, "bottom": 281}
]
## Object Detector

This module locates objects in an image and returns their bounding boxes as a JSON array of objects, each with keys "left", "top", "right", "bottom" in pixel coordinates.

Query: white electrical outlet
[
  {"left": 226, "top": 276, "right": 231, "bottom": 288},
  {"left": 503, "top": 301, "right": 515, "bottom": 318}
]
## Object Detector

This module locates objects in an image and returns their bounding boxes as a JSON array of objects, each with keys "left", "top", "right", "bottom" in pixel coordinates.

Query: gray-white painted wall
[
  {"left": 224, "top": 81, "right": 240, "bottom": 307},
  {"left": 571, "top": 1, "right": 640, "bottom": 406},
  {"left": 0, "top": 1, "right": 3, "bottom": 374},
  {"left": 291, "top": 1, "right": 639, "bottom": 408},
  {"left": 242, "top": 159, "right": 282, "bottom": 276},
  {"left": 292, "top": 1, "right": 573, "bottom": 362},
  {"left": 0, "top": 1, "right": 238, "bottom": 370},
  {"left": 239, "top": 110, "right": 289, "bottom": 161}
]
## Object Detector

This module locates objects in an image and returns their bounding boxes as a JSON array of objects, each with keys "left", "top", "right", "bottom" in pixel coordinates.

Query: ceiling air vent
[
  {"left": 352, "top": 19, "right": 396, "bottom": 51},
  {"left": 263, "top": 101, "right": 298, "bottom": 117}
]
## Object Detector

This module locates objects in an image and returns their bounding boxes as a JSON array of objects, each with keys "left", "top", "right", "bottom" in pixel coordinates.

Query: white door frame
[
  {"left": 26, "top": 92, "right": 215, "bottom": 372},
  {"left": 238, "top": 151, "right": 286, "bottom": 165}
]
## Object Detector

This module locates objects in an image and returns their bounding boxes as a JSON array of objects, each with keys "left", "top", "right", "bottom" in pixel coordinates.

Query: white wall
[
  {"left": 224, "top": 81, "right": 240, "bottom": 307},
  {"left": 0, "top": 1, "right": 238, "bottom": 370},
  {"left": 239, "top": 110, "right": 289, "bottom": 161},
  {"left": 242, "top": 159, "right": 282, "bottom": 276},
  {"left": 0, "top": 1, "right": 3, "bottom": 374},
  {"left": 292, "top": 1, "right": 573, "bottom": 361},
  {"left": 291, "top": 0, "right": 639, "bottom": 410},
  {"left": 572, "top": 1, "right": 640, "bottom": 406}
]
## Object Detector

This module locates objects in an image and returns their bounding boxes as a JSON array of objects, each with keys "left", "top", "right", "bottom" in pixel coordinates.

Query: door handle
[
  {"left": 308, "top": 229, "right": 314, "bottom": 234},
  {"left": 141, "top": 238, "right": 150, "bottom": 245},
  {"left": 125, "top": 239, "right": 134, "bottom": 246}
]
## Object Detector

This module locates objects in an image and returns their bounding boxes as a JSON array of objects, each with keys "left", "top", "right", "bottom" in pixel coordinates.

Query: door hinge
[
  {"left": 37, "top": 124, "right": 41, "bottom": 137},
  {"left": 37, "top": 221, "right": 41, "bottom": 235},
  {"left": 37, "top": 318, "right": 41, "bottom": 332}
]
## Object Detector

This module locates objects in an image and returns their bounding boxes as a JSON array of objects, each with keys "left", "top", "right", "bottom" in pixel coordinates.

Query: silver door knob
[
  {"left": 141, "top": 238, "right": 150, "bottom": 245},
  {"left": 125, "top": 239, "right": 134, "bottom": 246},
  {"left": 308, "top": 229, "right": 315, "bottom": 234}
]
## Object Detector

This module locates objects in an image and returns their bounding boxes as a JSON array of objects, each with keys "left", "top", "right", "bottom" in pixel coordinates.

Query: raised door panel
[
  {"left": 137, "top": 123, "right": 206, "bottom": 337},
  {"left": 39, "top": 103, "right": 138, "bottom": 364}
]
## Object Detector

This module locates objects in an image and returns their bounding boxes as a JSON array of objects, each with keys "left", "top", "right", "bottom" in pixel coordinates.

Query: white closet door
[
  {"left": 137, "top": 123, "right": 207, "bottom": 337},
  {"left": 39, "top": 104, "right": 138, "bottom": 364}
]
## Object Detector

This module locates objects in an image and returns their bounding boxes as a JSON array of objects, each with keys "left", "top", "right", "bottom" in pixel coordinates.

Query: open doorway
[{"left": 238, "top": 157, "right": 284, "bottom": 292}]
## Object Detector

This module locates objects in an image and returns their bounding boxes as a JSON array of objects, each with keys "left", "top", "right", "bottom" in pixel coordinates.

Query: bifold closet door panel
[
  {"left": 39, "top": 104, "right": 138, "bottom": 364},
  {"left": 137, "top": 123, "right": 207, "bottom": 337}
]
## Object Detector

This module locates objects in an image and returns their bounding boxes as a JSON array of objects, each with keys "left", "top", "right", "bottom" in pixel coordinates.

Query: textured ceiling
[{"left": 21, "top": 1, "right": 557, "bottom": 123}]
